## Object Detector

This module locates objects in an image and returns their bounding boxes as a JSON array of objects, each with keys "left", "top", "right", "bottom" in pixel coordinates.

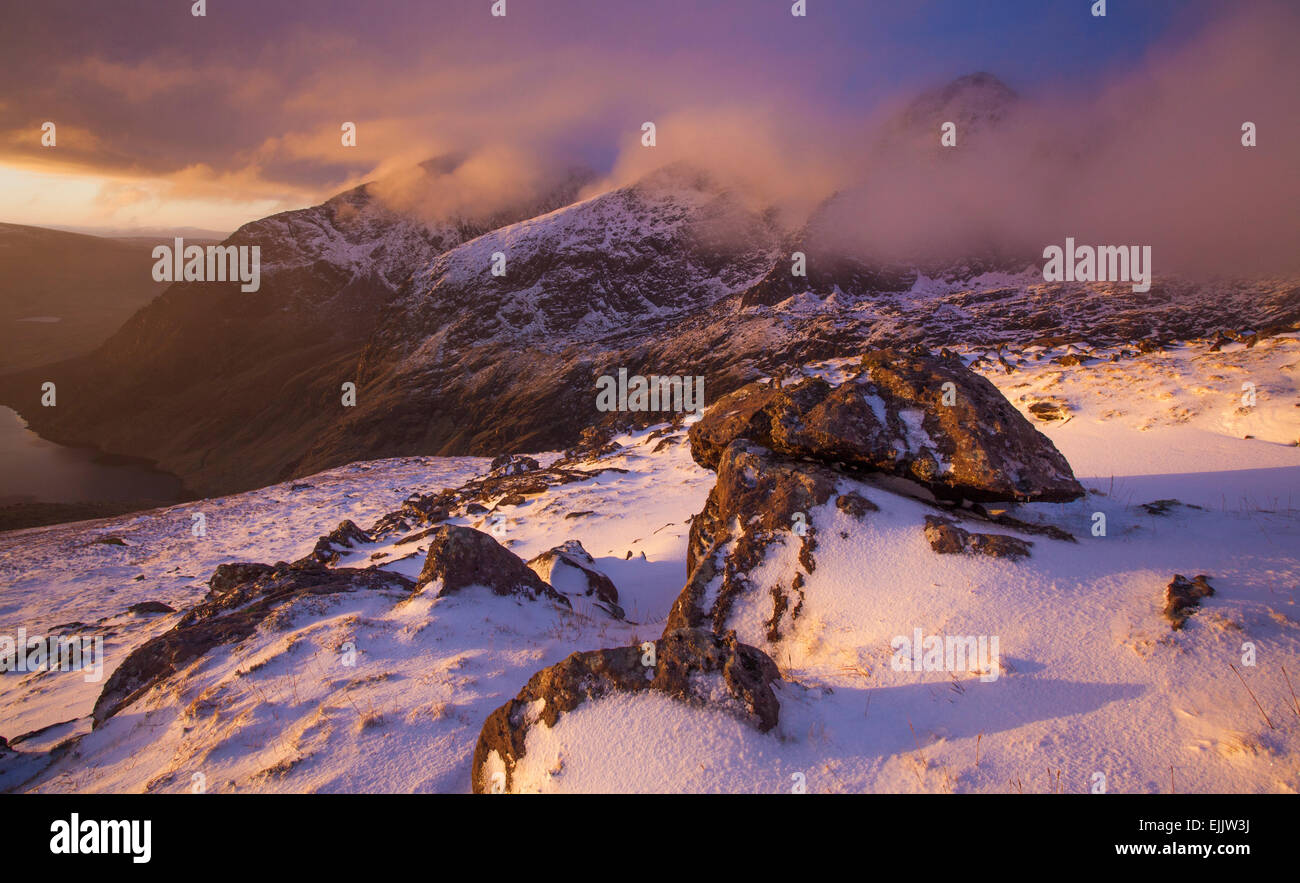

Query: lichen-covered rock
[
  {"left": 471, "top": 628, "right": 782, "bottom": 793},
  {"left": 415, "top": 525, "right": 569, "bottom": 606},
  {"left": 689, "top": 349, "right": 1084, "bottom": 503}
]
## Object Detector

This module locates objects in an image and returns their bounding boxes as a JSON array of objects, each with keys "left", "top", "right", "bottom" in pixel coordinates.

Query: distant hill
[{"left": 0, "top": 224, "right": 214, "bottom": 372}]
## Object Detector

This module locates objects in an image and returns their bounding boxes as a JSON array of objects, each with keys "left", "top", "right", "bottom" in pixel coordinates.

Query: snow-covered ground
[{"left": 1, "top": 336, "right": 1297, "bottom": 793}]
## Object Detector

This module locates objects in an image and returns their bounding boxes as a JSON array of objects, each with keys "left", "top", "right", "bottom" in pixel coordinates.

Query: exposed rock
[
  {"left": 206, "top": 562, "right": 275, "bottom": 599},
  {"left": 526, "top": 540, "right": 623, "bottom": 618},
  {"left": 471, "top": 628, "right": 782, "bottom": 793},
  {"left": 1051, "top": 353, "right": 1090, "bottom": 367},
  {"left": 94, "top": 536, "right": 127, "bottom": 547},
  {"left": 968, "top": 504, "right": 1076, "bottom": 542},
  {"left": 371, "top": 491, "right": 455, "bottom": 536},
  {"left": 1027, "top": 399, "right": 1071, "bottom": 422},
  {"left": 1141, "top": 499, "right": 1201, "bottom": 516},
  {"left": 1163, "top": 574, "right": 1215, "bottom": 629},
  {"left": 923, "top": 515, "right": 1033, "bottom": 560},
  {"left": 415, "top": 525, "right": 569, "bottom": 606},
  {"left": 688, "top": 348, "right": 1084, "bottom": 503},
  {"left": 127, "top": 601, "right": 175, "bottom": 615},
  {"left": 836, "top": 491, "right": 878, "bottom": 518},
  {"left": 667, "top": 440, "right": 837, "bottom": 637},
  {"left": 488, "top": 454, "right": 541, "bottom": 476},
  {"left": 560, "top": 425, "right": 623, "bottom": 464},
  {"left": 364, "top": 463, "right": 616, "bottom": 544},
  {"left": 94, "top": 561, "right": 414, "bottom": 725},
  {"left": 306, "top": 519, "right": 372, "bottom": 565}
]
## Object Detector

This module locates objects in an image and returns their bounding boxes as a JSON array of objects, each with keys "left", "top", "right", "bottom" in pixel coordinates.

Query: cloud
[
  {"left": 0, "top": 0, "right": 1292, "bottom": 279},
  {"left": 813, "top": 2, "right": 1300, "bottom": 277}
]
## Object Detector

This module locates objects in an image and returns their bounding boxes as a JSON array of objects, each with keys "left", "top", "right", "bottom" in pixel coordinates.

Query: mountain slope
[
  {"left": 0, "top": 224, "right": 180, "bottom": 373},
  {"left": 287, "top": 163, "right": 785, "bottom": 477},
  {"left": 0, "top": 159, "right": 590, "bottom": 497}
]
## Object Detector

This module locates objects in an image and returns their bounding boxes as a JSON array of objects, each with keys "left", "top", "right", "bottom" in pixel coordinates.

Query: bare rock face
[
  {"left": 667, "top": 440, "right": 838, "bottom": 638},
  {"left": 526, "top": 540, "right": 623, "bottom": 619},
  {"left": 689, "top": 349, "right": 1084, "bottom": 503},
  {"left": 923, "top": 515, "right": 1033, "bottom": 560},
  {"left": 471, "top": 628, "right": 782, "bottom": 793},
  {"left": 415, "top": 525, "right": 569, "bottom": 606},
  {"left": 1163, "top": 574, "right": 1215, "bottom": 629},
  {"left": 94, "top": 561, "right": 414, "bottom": 726}
]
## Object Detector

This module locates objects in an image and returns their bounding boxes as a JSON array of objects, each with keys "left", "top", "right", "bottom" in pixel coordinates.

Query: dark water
[{"left": 0, "top": 406, "right": 185, "bottom": 504}]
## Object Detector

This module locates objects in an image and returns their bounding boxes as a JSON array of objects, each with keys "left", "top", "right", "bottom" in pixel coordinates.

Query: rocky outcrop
[
  {"left": 126, "top": 601, "right": 175, "bottom": 615},
  {"left": 306, "top": 519, "right": 372, "bottom": 565},
  {"left": 526, "top": 540, "right": 623, "bottom": 619},
  {"left": 94, "top": 561, "right": 414, "bottom": 725},
  {"left": 415, "top": 526, "right": 568, "bottom": 606},
  {"left": 471, "top": 628, "right": 782, "bottom": 793},
  {"left": 1164, "top": 574, "right": 1215, "bottom": 629},
  {"left": 666, "top": 440, "right": 838, "bottom": 637},
  {"left": 206, "top": 562, "right": 275, "bottom": 599},
  {"left": 488, "top": 454, "right": 541, "bottom": 476},
  {"left": 689, "top": 349, "right": 1084, "bottom": 503},
  {"left": 369, "top": 460, "right": 624, "bottom": 540},
  {"left": 923, "top": 515, "right": 1033, "bottom": 560}
]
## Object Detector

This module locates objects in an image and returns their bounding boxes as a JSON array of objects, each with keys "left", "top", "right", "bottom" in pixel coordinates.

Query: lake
[{"left": 0, "top": 406, "right": 186, "bottom": 505}]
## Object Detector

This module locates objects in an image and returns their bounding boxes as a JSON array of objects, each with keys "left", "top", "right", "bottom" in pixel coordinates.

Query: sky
[{"left": 0, "top": 0, "right": 1285, "bottom": 238}]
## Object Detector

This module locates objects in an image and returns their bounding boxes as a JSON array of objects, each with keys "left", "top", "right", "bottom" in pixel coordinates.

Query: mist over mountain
[{"left": 2, "top": 64, "right": 1297, "bottom": 501}]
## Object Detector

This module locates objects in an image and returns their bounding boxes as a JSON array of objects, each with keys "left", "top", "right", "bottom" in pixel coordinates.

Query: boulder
[
  {"left": 689, "top": 348, "right": 1084, "bottom": 503},
  {"left": 94, "top": 561, "right": 413, "bottom": 725},
  {"left": 415, "top": 525, "right": 569, "bottom": 606},
  {"left": 526, "top": 540, "right": 623, "bottom": 618},
  {"left": 471, "top": 628, "right": 781, "bottom": 793},
  {"left": 667, "top": 440, "right": 838, "bottom": 638}
]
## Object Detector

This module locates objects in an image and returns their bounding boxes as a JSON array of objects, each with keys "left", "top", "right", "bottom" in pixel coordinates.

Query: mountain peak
[{"left": 901, "top": 71, "right": 1019, "bottom": 131}]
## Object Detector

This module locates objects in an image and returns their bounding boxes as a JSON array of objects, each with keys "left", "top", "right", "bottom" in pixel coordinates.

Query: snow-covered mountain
[
  {"left": 3, "top": 73, "right": 1297, "bottom": 509},
  {"left": 0, "top": 157, "right": 592, "bottom": 498}
]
